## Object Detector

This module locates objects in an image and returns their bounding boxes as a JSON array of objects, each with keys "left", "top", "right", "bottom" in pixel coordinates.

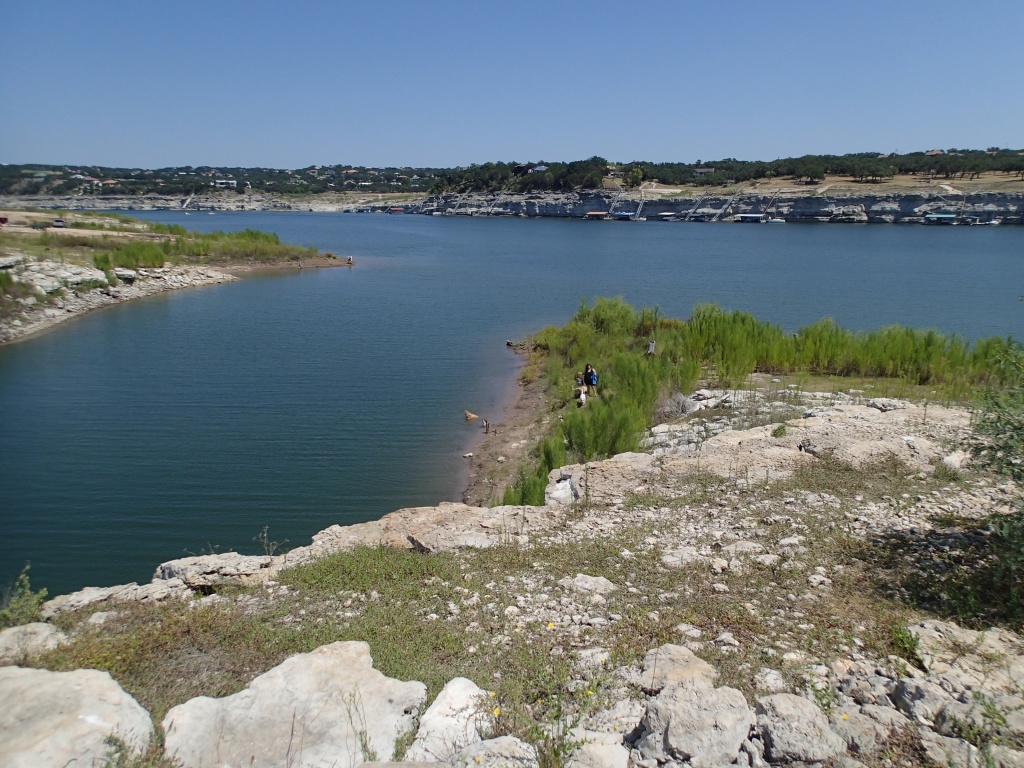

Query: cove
[{"left": 1, "top": 213, "right": 1021, "bottom": 595}]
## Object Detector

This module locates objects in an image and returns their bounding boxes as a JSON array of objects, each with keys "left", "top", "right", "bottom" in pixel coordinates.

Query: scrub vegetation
[
  {"left": 500, "top": 297, "right": 1018, "bottom": 505},
  {"left": 87, "top": 229, "right": 319, "bottom": 271}
]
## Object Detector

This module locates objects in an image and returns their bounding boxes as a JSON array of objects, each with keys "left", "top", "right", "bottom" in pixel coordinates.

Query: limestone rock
[
  {"left": 892, "top": 677, "right": 953, "bottom": 724},
  {"left": 661, "top": 546, "right": 706, "bottom": 568},
  {"left": 636, "top": 644, "right": 717, "bottom": 694},
  {"left": 636, "top": 678, "right": 754, "bottom": 767},
  {"left": 404, "top": 677, "right": 486, "bottom": 762},
  {"left": 830, "top": 706, "right": 884, "bottom": 755},
  {"left": 560, "top": 574, "right": 617, "bottom": 597},
  {"left": 41, "top": 577, "right": 190, "bottom": 618},
  {"left": 295, "top": 502, "right": 561, "bottom": 561},
  {"left": 0, "top": 666, "right": 153, "bottom": 767},
  {"left": 566, "top": 729, "right": 629, "bottom": 768},
  {"left": 154, "top": 552, "right": 283, "bottom": 588},
  {"left": 0, "top": 622, "right": 67, "bottom": 663},
  {"left": 756, "top": 693, "right": 844, "bottom": 764},
  {"left": 163, "top": 641, "right": 426, "bottom": 768},
  {"left": 909, "top": 620, "right": 1024, "bottom": 694},
  {"left": 113, "top": 267, "right": 137, "bottom": 283},
  {"left": 448, "top": 735, "right": 538, "bottom": 767},
  {"left": 754, "top": 668, "right": 787, "bottom": 693},
  {"left": 546, "top": 474, "right": 579, "bottom": 506}
]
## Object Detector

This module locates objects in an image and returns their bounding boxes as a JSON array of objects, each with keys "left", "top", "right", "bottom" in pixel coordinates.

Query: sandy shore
[{"left": 460, "top": 350, "right": 553, "bottom": 506}]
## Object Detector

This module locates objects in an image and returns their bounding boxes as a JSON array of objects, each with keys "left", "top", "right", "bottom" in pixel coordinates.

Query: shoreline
[
  {"left": 2, "top": 187, "right": 1022, "bottom": 223},
  {"left": 0, "top": 258, "right": 346, "bottom": 346},
  {"left": 459, "top": 349, "right": 550, "bottom": 507}
]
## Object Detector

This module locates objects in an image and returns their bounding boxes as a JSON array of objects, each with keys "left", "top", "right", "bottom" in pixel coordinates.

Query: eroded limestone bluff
[{"left": 3, "top": 189, "right": 1023, "bottom": 222}]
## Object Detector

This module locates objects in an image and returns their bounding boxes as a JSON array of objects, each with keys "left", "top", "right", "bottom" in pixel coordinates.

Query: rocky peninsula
[
  {"left": 0, "top": 210, "right": 345, "bottom": 345},
  {"left": 3, "top": 379, "right": 1022, "bottom": 767}
]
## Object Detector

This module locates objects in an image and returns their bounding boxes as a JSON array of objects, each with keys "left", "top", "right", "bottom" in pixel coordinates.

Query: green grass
[{"left": 500, "top": 296, "right": 1016, "bottom": 505}]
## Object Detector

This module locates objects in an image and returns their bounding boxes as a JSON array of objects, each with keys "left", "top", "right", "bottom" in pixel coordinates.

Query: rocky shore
[
  {"left": 3, "top": 383, "right": 1022, "bottom": 767},
  {"left": 3, "top": 188, "right": 1022, "bottom": 223},
  {"left": 0, "top": 253, "right": 237, "bottom": 344}
]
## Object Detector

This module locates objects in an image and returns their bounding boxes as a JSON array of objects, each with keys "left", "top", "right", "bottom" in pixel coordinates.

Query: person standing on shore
[{"left": 584, "top": 364, "right": 598, "bottom": 396}]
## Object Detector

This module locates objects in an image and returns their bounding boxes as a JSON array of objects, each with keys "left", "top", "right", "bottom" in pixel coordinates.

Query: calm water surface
[{"left": 2, "top": 214, "right": 1021, "bottom": 594}]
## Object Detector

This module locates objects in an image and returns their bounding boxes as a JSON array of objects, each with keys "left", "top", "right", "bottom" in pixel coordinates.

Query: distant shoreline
[{"left": 2, "top": 187, "right": 1022, "bottom": 224}]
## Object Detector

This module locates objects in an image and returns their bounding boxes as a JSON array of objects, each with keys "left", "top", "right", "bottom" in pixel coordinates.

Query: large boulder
[
  {"left": 635, "top": 678, "right": 753, "bottom": 767},
  {"left": 635, "top": 644, "right": 717, "bottom": 694},
  {"left": 154, "top": 552, "right": 283, "bottom": 588},
  {"left": 0, "top": 666, "right": 153, "bottom": 767},
  {"left": 163, "top": 641, "right": 426, "bottom": 768},
  {"left": 403, "top": 677, "right": 487, "bottom": 762},
  {"left": 0, "top": 622, "right": 67, "bottom": 664},
  {"left": 756, "top": 694, "right": 844, "bottom": 763}
]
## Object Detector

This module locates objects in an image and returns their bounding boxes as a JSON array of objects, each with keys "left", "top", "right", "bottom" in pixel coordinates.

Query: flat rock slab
[
  {"left": 910, "top": 619, "right": 1024, "bottom": 694},
  {"left": 0, "top": 666, "right": 153, "bottom": 767},
  {"left": 449, "top": 735, "right": 538, "bottom": 767},
  {"left": 41, "top": 577, "right": 190, "bottom": 618},
  {"left": 298, "top": 502, "right": 562, "bottom": 558},
  {"left": 163, "top": 641, "right": 426, "bottom": 768}
]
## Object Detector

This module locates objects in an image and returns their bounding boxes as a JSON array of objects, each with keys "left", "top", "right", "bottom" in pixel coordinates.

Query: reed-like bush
[{"left": 498, "top": 297, "right": 1019, "bottom": 506}]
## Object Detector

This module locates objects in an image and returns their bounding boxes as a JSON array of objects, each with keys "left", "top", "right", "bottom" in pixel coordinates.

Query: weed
[
  {"left": 101, "top": 734, "right": 180, "bottom": 768},
  {"left": 889, "top": 624, "right": 923, "bottom": 669},
  {"left": 254, "top": 525, "right": 288, "bottom": 556},
  {"left": 0, "top": 564, "right": 47, "bottom": 629},
  {"left": 771, "top": 424, "right": 787, "bottom": 438}
]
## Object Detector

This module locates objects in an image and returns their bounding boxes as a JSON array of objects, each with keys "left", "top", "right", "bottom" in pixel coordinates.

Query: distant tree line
[{"left": 2, "top": 148, "right": 1022, "bottom": 197}]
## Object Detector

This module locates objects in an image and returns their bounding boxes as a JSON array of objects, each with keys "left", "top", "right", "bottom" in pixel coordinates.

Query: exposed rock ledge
[{"left": 0, "top": 254, "right": 235, "bottom": 344}]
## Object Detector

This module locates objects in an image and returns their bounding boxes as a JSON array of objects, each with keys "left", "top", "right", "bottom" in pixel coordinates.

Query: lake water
[{"left": 2, "top": 213, "right": 1021, "bottom": 595}]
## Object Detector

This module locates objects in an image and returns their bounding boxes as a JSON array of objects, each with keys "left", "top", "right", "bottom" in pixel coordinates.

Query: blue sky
[{"left": 2, "top": 0, "right": 1021, "bottom": 168}]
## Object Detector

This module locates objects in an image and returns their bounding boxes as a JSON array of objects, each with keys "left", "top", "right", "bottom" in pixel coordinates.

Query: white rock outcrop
[
  {"left": 0, "top": 666, "right": 153, "bottom": 767},
  {"left": 162, "top": 641, "right": 426, "bottom": 768},
  {"left": 636, "top": 678, "right": 754, "bottom": 767},
  {"left": 404, "top": 677, "right": 487, "bottom": 762},
  {"left": 756, "top": 693, "right": 845, "bottom": 764},
  {"left": 0, "top": 622, "right": 67, "bottom": 663}
]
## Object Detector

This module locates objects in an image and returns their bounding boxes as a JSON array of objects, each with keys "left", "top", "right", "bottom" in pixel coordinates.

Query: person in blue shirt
[{"left": 584, "top": 364, "right": 598, "bottom": 396}]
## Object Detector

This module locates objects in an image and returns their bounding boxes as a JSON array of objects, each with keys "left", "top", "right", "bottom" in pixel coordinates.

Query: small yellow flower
[
  {"left": 475, "top": 758, "right": 482, "bottom": 764},
  {"left": 587, "top": 690, "right": 594, "bottom": 696},
  {"left": 493, "top": 707, "right": 501, "bottom": 716},
  {"left": 547, "top": 622, "right": 555, "bottom": 629},
  {"left": 841, "top": 714, "right": 848, "bottom": 720},
  {"left": 488, "top": 691, "right": 496, "bottom": 698}
]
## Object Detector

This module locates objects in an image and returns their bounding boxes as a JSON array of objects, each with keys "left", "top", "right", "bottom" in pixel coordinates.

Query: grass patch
[{"left": 500, "top": 297, "right": 1015, "bottom": 505}]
